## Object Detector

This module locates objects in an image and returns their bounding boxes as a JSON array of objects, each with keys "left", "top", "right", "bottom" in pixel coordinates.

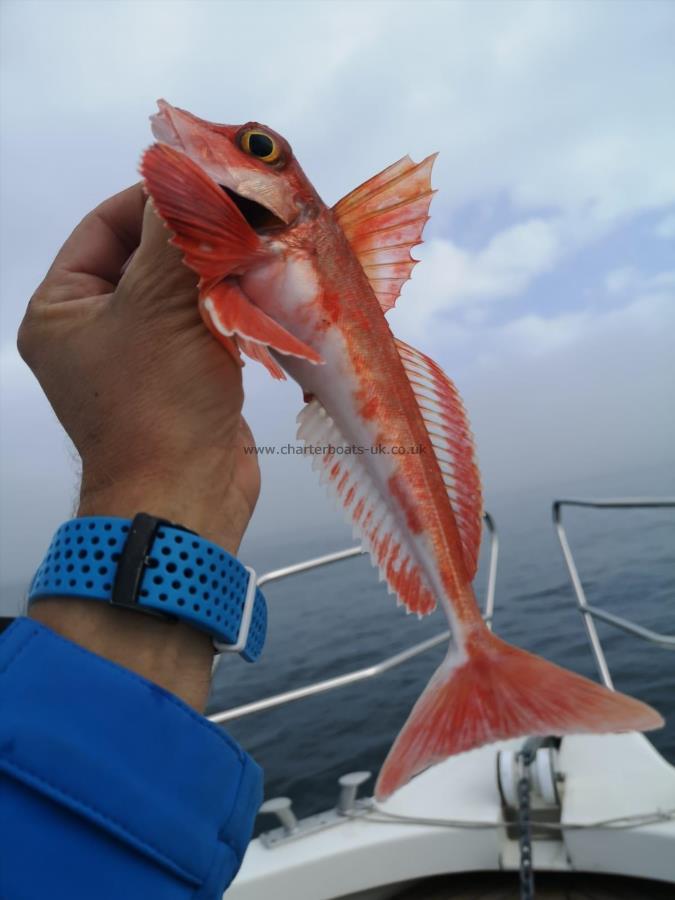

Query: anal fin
[{"left": 297, "top": 398, "right": 436, "bottom": 616}]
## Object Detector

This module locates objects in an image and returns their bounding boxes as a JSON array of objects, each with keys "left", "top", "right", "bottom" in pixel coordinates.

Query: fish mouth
[
  {"left": 221, "top": 185, "right": 286, "bottom": 233},
  {"left": 151, "top": 100, "right": 291, "bottom": 232}
]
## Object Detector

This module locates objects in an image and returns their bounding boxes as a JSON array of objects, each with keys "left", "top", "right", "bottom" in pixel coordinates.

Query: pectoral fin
[
  {"left": 141, "top": 143, "right": 264, "bottom": 282},
  {"left": 199, "top": 280, "right": 323, "bottom": 378}
]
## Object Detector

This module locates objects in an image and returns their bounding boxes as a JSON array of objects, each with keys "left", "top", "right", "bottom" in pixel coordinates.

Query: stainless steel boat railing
[
  {"left": 209, "top": 512, "right": 498, "bottom": 724},
  {"left": 553, "top": 497, "right": 675, "bottom": 690}
]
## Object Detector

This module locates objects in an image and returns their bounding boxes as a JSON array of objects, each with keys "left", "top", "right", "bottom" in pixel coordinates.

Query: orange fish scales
[{"left": 359, "top": 396, "right": 379, "bottom": 420}]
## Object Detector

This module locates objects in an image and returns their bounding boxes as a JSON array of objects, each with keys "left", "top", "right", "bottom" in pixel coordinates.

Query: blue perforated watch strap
[{"left": 28, "top": 517, "right": 267, "bottom": 662}]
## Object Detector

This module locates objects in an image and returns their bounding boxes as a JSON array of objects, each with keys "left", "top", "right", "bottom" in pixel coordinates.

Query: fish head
[{"left": 151, "top": 99, "right": 320, "bottom": 232}]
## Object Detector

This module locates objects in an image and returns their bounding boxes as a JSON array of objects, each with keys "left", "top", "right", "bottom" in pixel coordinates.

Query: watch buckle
[
  {"left": 110, "top": 512, "right": 177, "bottom": 622},
  {"left": 213, "top": 565, "right": 257, "bottom": 656}
]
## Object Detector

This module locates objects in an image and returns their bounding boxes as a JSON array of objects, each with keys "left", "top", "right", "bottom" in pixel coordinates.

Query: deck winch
[
  {"left": 497, "top": 738, "right": 565, "bottom": 897},
  {"left": 497, "top": 738, "right": 562, "bottom": 811}
]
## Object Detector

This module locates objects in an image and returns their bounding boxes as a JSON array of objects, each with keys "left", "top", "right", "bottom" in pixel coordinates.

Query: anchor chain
[{"left": 517, "top": 748, "right": 535, "bottom": 900}]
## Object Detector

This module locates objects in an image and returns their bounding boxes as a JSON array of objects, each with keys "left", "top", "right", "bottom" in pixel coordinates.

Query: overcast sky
[{"left": 1, "top": 0, "right": 674, "bottom": 602}]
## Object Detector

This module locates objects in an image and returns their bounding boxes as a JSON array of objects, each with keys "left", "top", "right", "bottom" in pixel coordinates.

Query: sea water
[
  {"left": 210, "top": 462, "right": 675, "bottom": 825},
  {"left": 1, "top": 464, "right": 671, "bottom": 827}
]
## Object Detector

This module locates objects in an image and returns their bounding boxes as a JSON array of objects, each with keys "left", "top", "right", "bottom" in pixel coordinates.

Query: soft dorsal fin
[
  {"left": 333, "top": 154, "right": 437, "bottom": 314},
  {"left": 395, "top": 338, "right": 483, "bottom": 580}
]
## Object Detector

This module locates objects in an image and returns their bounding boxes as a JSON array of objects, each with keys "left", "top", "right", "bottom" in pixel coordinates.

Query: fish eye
[{"left": 239, "top": 129, "right": 282, "bottom": 164}]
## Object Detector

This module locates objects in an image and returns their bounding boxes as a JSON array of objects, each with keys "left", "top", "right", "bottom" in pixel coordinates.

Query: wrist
[
  {"left": 78, "top": 464, "right": 253, "bottom": 555},
  {"left": 27, "top": 444, "right": 259, "bottom": 709},
  {"left": 28, "top": 597, "right": 214, "bottom": 711},
  {"left": 27, "top": 496, "right": 255, "bottom": 712}
]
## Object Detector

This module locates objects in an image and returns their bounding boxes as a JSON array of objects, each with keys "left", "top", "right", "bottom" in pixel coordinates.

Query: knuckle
[{"left": 16, "top": 300, "right": 41, "bottom": 364}]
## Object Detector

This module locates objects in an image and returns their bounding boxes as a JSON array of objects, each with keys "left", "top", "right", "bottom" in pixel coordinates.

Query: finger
[
  {"left": 118, "top": 199, "right": 198, "bottom": 304},
  {"left": 32, "top": 183, "right": 146, "bottom": 306}
]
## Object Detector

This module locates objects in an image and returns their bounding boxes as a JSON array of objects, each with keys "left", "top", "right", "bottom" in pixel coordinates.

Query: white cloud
[
  {"left": 389, "top": 218, "right": 563, "bottom": 342},
  {"left": 651, "top": 271, "right": 675, "bottom": 290},
  {"left": 0, "top": 347, "right": 80, "bottom": 592},
  {"left": 458, "top": 285, "right": 675, "bottom": 494},
  {"left": 498, "top": 288, "right": 671, "bottom": 360},
  {"left": 604, "top": 266, "right": 675, "bottom": 298},
  {"left": 2, "top": 0, "right": 675, "bottom": 592},
  {"left": 605, "top": 267, "right": 640, "bottom": 296},
  {"left": 2, "top": 1, "right": 674, "bottom": 341},
  {"left": 655, "top": 213, "right": 675, "bottom": 239},
  {"left": 497, "top": 310, "right": 588, "bottom": 357}
]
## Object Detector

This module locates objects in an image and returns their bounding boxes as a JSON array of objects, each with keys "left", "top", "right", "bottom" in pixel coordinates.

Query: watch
[{"left": 27, "top": 513, "right": 267, "bottom": 662}]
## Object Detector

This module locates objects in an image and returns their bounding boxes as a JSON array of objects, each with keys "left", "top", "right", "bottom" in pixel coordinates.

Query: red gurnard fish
[{"left": 141, "top": 100, "right": 663, "bottom": 800}]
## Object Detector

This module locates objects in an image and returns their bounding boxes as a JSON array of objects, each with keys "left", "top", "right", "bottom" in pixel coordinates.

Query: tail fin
[{"left": 375, "top": 630, "right": 663, "bottom": 800}]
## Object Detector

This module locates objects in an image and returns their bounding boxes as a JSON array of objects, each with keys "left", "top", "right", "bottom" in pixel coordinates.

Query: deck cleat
[{"left": 337, "top": 771, "right": 372, "bottom": 815}]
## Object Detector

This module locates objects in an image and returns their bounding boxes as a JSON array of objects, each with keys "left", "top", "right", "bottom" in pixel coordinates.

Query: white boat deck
[
  {"left": 228, "top": 733, "right": 675, "bottom": 899},
  {"left": 219, "top": 499, "right": 675, "bottom": 899}
]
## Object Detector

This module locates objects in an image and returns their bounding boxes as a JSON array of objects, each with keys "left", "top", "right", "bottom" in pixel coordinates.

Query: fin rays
[
  {"left": 375, "top": 631, "right": 664, "bottom": 800},
  {"left": 333, "top": 154, "right": 437, "bottom": 314},
  {"left": 396, "top": 339, "right": 483, "bottom": 580},
  {"left": 297, "top": 400, "right": 437, "bottom": 616}
]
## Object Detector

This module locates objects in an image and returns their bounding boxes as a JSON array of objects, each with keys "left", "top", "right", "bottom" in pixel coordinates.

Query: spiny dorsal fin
[
  {"left": 395, "top": 338, "right": 483, "bottom": 580},
  {"left": 333, "top": 154, "right": 437, "bottom": 314},
  {"left": 297, "top": 399, "right": 437, "bottom": 617}
]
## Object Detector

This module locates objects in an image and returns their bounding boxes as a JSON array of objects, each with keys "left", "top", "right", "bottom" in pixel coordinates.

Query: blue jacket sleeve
[{"left": 0, "top": 617, "right": 263, "bottom": 900}]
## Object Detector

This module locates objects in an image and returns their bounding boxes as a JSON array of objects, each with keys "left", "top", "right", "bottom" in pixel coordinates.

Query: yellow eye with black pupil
[{"left": 240, "top": 130, "right": 281, "bottom": 163}]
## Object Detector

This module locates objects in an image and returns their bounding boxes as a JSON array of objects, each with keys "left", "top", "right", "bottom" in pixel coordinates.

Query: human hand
[
  {"left": 18, "top": 184, "right": 260, "bottom": 553},
  {"left": 19, "top": 184, "right": 261, "bottom": 708}
]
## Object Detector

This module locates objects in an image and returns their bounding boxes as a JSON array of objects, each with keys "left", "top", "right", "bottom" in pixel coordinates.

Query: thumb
[
  {"left": 117, "top": 199, "right": 198, "bottom": 308},
  {"left": 139, "top": 198, "right": 178, "bottom": 257}
]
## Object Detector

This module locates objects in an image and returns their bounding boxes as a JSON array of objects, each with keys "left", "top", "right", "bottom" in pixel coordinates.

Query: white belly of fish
[{"left": 242, "top": 254, "right": 466, "bottom": 645}]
